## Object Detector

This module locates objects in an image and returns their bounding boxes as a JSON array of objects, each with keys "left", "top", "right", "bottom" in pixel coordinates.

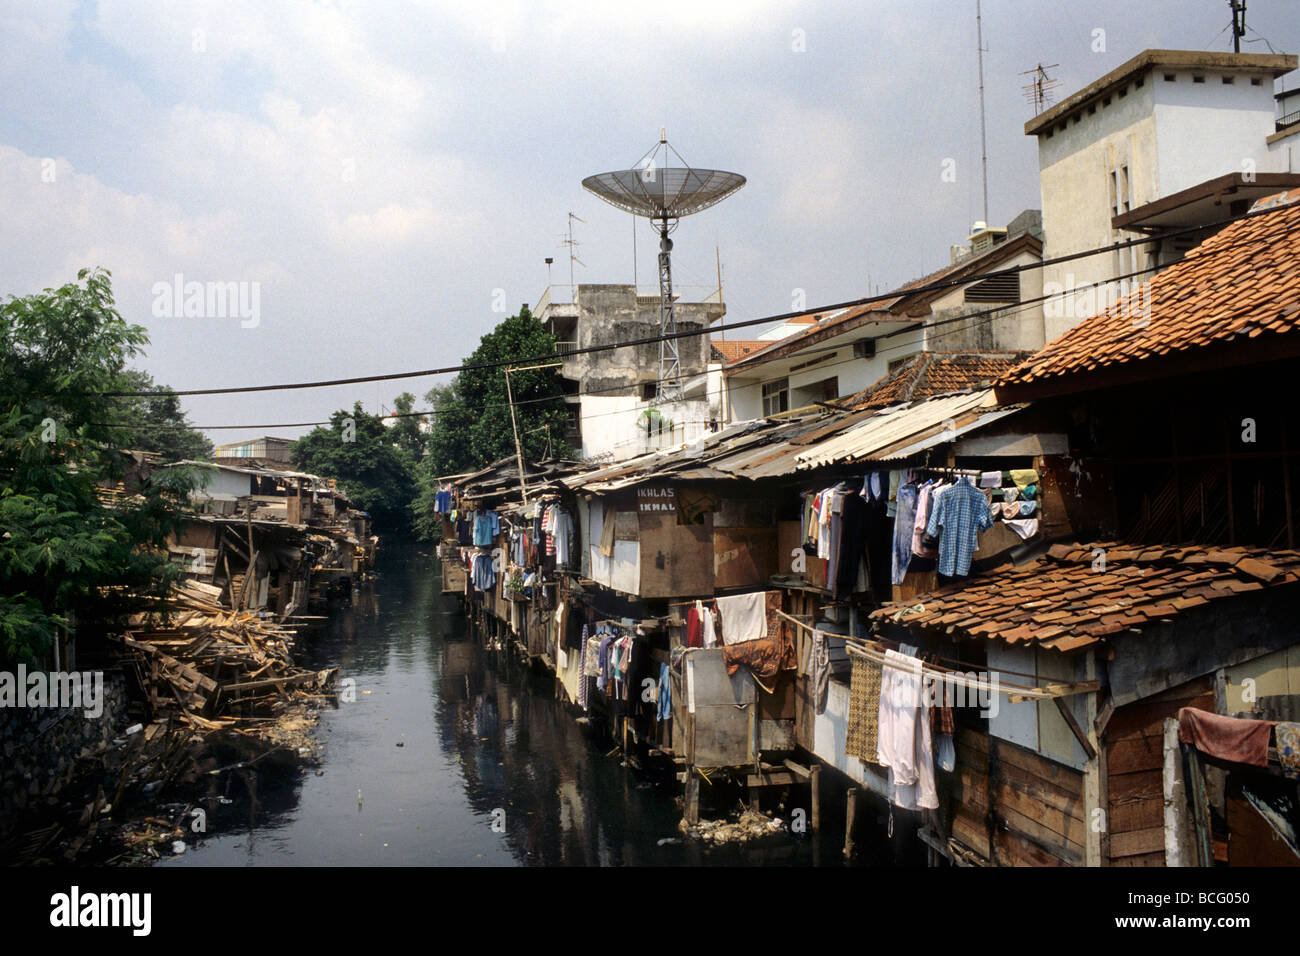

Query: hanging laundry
[
  {"left": 891, "top": 481, "right": 918, "bottom": 586},
  {"left": 1008, "top": 468, "right": 1039, "bottom": 492},
  {"left": 720, "top": 637, "right": 793, "bottom": 679},
  {"left": 700, "top": 603, "right": 718, "bottom": 649},
  {"left": 657, "top": 662, "right": 672, "bottom": 722},
  {"left": 1277, "top": 723, "right": 1300, "bottom": 779},
  {"left": 846, "top": 653, "right": 883, "bottom": 762},
  {"left": 977, "top": 470, "right": 1001, "bottom": 488},
  {"left": 877, "top": 648, "right": 937, "bottom": 810},
  {"left": 1178, "top": 707, "right": 1274, "bottom": 767},
  {"left": 715, "top": 592, "right": 767, "bottom": 644},
  {"left": 685, "top": 604, "right": 703, "bottom": 648},
  {"left": 925, "top": 480, "right": 992, "bottom": 577},
  {"left": 810, "top": 629, "right": 831, "bottom": 716},
  {"left": 471, "top": 552, "right": 496, "bottom": 592},
  {"left": 1003, "top": 517, "right": 1039, "bottom": 540}
]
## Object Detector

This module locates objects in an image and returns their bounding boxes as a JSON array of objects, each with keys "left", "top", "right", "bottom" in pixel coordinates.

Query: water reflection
[{"left": 166, "top": 542, "right": 835, "bottom": 867}]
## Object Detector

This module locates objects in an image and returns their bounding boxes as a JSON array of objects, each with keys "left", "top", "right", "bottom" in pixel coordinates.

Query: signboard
[{"left": 637, "top": 485, "right": 676, "bottom": 514}]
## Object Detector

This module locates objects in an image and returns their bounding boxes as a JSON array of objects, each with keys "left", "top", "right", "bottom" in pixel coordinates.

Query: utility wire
[
  {"left": 95, "top": 203, "right": 1284, "bottom": 400},
  {"left": 94, "top": 235, "right": 1239, "bottom": 433}
]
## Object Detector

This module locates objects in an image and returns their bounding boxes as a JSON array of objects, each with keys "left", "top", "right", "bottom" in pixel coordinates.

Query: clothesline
[{"left": 773, "top": 608, "right": 1056, "bottom": 701}]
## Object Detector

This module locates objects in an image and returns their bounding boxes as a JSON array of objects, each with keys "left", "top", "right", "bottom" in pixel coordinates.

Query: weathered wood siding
[
  {"left": 1105, "top": 676, "right": 1213, "bottom": 867},
  {"left": 951, "top": 727, "right": 1086, "bottom": 866}
]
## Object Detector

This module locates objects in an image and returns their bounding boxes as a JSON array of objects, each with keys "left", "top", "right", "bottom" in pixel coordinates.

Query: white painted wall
[{"left": 1036, "top": 67, "right": 1286, "bottom": 342}]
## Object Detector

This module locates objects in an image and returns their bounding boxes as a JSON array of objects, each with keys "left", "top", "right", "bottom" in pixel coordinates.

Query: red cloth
[
  {"left": 685, "top": 606, "right": 702, "bottom": 648},
  {"left": 1177, "top": 707, "right": 1275, "bottom": 767}
]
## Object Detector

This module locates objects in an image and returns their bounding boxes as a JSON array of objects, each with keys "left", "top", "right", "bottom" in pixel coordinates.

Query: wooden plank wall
[
  {"left": 951, "top": 727, "right": 1086, "bottom": 866},
  {"left": 1105, "top": 676, "right": 1213, "bottom": 866}
]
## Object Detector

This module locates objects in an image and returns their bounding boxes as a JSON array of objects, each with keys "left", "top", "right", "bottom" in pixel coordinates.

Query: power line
[
  {"left": 97, "top": 223, "right": 1262, "bottom": 435},
  {"left": 94, "top": 203, "right": 1286, "bottom": 400}
]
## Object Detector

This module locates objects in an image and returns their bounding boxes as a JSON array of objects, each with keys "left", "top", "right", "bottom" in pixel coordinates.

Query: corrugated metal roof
[{"left": 792, "top": 390, "right": 1024, "bottom": 468}]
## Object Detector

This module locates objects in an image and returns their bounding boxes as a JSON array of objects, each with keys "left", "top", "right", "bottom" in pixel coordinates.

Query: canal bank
[{"left": 167, "top": 542, "right": 877, "bottom": 866}]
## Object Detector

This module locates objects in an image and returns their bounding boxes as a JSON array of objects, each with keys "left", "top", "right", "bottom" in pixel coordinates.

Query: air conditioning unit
[{"left": 853, "top": 338, "right": 876, "bottom": 359}]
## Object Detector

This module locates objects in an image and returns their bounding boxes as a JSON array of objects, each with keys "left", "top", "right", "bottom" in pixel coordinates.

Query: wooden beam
[
  {"left": 1054, "top": 695, "right": 1098, "bottom": 760},
  {"left": 843, "top": 787, "right": 859, "bottom": 860}
]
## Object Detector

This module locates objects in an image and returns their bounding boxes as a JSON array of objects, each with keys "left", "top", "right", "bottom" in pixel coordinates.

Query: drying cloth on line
[
  {"left": 877, "top": 649, "right": 923, "bottom": 781},
  {"left": 1002, "top": 517, "right": 1039, "bottom": 540},
  {"left": 721, "top": 637, "right": 794, "bottom": 680},
  {"left": 978, "top": 470, "right": 1001, "bottom": 488},
  {"left": 716, "top": 591, "right": 768, "bottom": 645},
  {"left": 846, "top": 654, "right": 883, "bottom": 762},
  {"left": 1276, "top": 722, "right": 1300, "bottom": 779},
  {"left": 1008, "top": 469, "right": 1040, "bottom": 492},
  {"left": 1178, "top": 707, "right": 1275, "bottom": 767},
  {"left": 811, "top": 629, "right": 831, "bottom": 716}
]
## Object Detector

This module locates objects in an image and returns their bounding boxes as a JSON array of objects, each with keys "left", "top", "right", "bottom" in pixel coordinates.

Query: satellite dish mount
[{"left": 583, "top": 132, "right": 745, "bottom": 405}]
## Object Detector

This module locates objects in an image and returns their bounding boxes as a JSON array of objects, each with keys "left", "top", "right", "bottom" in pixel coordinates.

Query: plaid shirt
[{"left": 925, "top": 480, "right": 992, "bottom": 577}]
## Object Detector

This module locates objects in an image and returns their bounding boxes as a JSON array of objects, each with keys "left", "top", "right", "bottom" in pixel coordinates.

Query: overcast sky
[{"left": 3, "top": 0, "right": 1297, "bottom": 443}]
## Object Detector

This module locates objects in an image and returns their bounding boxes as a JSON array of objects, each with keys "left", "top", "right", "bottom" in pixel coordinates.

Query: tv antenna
[
  {"left": 976, "top": 0, "right": 989, "bottom": 228},
  {"left": 582, "top": 130, "right": 745, "bottom": 404},
  {"left": 1021, "top": 63, "right": 1061, "bottom": 115},
  {"left": 1228, "top": 0, "right": 1246, "bottom": 53},
  {"left": 561, "top": 212, "right": 585, "bottom": 292}
]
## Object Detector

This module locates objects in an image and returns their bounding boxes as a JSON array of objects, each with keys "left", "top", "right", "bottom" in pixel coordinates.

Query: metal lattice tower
[{"left": 582, "top": 132, "right": 745, "bottom": 405}]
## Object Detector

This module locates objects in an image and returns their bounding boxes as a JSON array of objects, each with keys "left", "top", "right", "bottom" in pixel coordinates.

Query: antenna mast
[
  {"left": 562, "top": 212, "right": 586, "bottom": 292},
  {"left": 976, "top": 0, "right": 989, "bottom": 225},
  {"left": 1229, "top": 0, "right": 1246, "bottom": 53},
  {"left": 582, "top": 132, "right": 745, "bottom": 406}
]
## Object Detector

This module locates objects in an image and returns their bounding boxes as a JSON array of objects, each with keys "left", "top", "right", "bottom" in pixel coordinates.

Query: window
[
  {"left": 761, "top": 378, "right": 789, "bottom": 417},
  {"left": 1164, "top": 73, "right": 1176, "bottom": 82},
  {"left": 1193, "top": 74, "right": 1205, "bottom": 84},
  {"left": 640, "top": 382, "right": 658, "bottom": 401}
]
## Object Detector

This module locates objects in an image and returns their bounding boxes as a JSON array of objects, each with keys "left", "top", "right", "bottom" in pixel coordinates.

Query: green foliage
[
  {"left": 387, "top": 391, "right": 427, "bottom": 461},
  {"left": 412, "top": 305, "right": 571, "bottom": 539},
  {"left": 112, "top": 368, "right": 214, "bottom": 462},
  {"left": 0, "top": 268, "right": 201, "bottom": 665},
  {"left": 291, "top": 403, "right": 418, "bottom": 534}
]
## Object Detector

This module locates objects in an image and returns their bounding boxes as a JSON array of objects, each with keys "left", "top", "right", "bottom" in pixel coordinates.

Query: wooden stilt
[
  {"left": 844, "top": 787, "right": 859, "bottom": 859},
  {"left": 685, "top": 768, "right": 700, "bottom": 826},
  {"left": 810, "top": 764, "right": 822, "bottom": 832}
]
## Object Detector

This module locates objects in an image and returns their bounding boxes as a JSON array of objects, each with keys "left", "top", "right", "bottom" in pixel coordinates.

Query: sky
[{"left": 2, "top": 0, "right": 1297, "bottom": 444}]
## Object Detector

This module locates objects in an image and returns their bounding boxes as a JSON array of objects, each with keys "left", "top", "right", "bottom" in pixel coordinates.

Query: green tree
[
  {"left": 388, "top": 391, "right": 427, "bottom": 461},
  {"left": 413, "top": 305, "right": 571, "bottom": 538},
  {"left": 424, "top": 305, "right": 570, "bottom": 474},
  {"left": 113, "top": 368, "right": 214, "bottom": 462},
  {"left": 0, "top": 269, "right": 200, "bottom": 665},
  {"left": 291, "top": 403, "right": 418, "bottom": 534}
]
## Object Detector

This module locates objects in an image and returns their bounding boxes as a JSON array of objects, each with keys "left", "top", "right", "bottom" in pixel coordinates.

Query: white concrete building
[
  {"left": 722, "top": 218, "right": 1044, "bottom": 423},
  {"left": 535, "top": 283, "right": 725, "bottom": 462},
  {"left": 1027, "top": 49, "right": 1299, "bottom": 341}
]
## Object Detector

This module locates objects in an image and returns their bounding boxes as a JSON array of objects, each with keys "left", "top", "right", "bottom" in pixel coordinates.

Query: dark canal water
[{"left": 165, "top": 542, "right": 862, "bottom": 866}]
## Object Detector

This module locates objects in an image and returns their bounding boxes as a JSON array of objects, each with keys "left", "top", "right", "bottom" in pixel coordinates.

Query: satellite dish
[{"left": 583, "top": 132, "right": 745, "bottom": 404}]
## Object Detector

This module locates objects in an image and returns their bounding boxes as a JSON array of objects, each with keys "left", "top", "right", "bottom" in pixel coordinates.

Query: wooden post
[
  {"left": 843, "top": 787, "right": 859, "bottom": 859},
  {"left": 1162, "top": 718, "right": 1195, "bottom": 867},
  {"left": 684, "top": 768, "right": 700, "bottom": 826},
  {"left": 810, "top": 764, "right": 822, "bottom": 832}
]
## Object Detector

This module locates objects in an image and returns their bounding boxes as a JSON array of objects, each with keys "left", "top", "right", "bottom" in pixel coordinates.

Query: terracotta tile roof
[
  {"left": 846, "top": 351, "right": 1028, "bottom": 410},
  {"left": 999, "top": 193, "right": 1300, "bottom": 389},
  {"left": 711, "top": 339, "right": 770, "bottom": 364},
  {"left": 871, "top": 541, "right": 1300, "bottom": 653}
]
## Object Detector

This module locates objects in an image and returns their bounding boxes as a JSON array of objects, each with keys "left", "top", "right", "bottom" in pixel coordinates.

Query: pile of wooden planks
[{"left": 118, "top": 581, "right": 337, "bottom": 729}]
